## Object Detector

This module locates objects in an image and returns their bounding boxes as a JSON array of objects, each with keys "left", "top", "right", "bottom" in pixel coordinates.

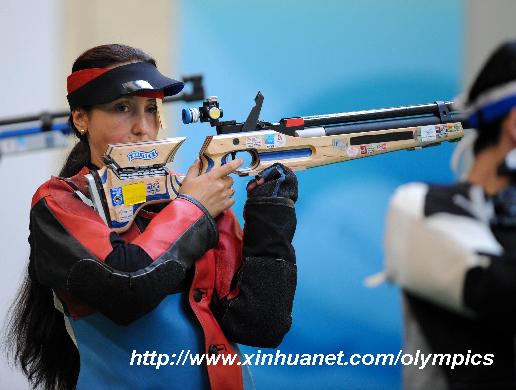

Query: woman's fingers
[
  {"left": 222, "top": 175, "right": 234, "bottom": 189},
  {"left": 208, "top": 159, "right": 243, "bottom": 179},
  {"left": 178, "top": 159, "right": 241, "bottom": 218},
  {"left": 246, "top": 177, "right": 265, "bottom": 192}
]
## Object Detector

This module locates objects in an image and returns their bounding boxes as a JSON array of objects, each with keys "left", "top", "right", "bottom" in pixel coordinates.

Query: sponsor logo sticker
[
  {"left": 263, "top": 133, "right": 287, "bottom": 149},
  {"left": 117, "top": 207, "right": 134, "bottom": 223},
  {"left": 110, "top": 187, "right": 124, "bottom": 206},
  {"left": 346, "top": 146, "right": 359, "bottom": 157},
  {"left": 376, "top": 142, "right": 387, "bottom": 151},
  {"left": 358, "top": 143, "right": 387, "bottom": 155},
  {"left": 146, "top": 180, "right": 161, "bottom": 195},
  {"left": 274, "top": 133, "right": 286, "bottom": 147},
  {"left": 332, "top": 139, "right": 347, "bottom": 152},
  {"left": 265, "top": 134, "right": 275, "bottom": 148},
  {"left": 127, "top": 149, "right": 159, "bottom": 161},
  {"left": 246, "top": 136, "right": 263, "bottom": 148},
  {"left": 420, "top": 125, "right": 437, "bottom": 142}
]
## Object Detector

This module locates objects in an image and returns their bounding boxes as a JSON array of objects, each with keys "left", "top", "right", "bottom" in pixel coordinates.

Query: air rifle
[
  {"left": 86, "top": 92, "right": 466, "bottom": 232},
  {"left": 183, "top": 92, "right": 466, "bottom": 175}
]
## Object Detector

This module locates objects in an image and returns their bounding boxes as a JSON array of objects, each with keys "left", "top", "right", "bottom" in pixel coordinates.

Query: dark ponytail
[
  {"left": 59, "top": 123, "right": 91, "bottom": 178},
  {"left": 6, "top": 43, "right": 157, "bottom": 389},
  {"left": 6, "top": 262, "right": 79, "bottom": 390}
]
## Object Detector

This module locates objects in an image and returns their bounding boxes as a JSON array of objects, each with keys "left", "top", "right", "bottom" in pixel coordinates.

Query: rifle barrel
[
  {"left": 317, "top": 113, "right": 466, "bottom": 136},
  {"left": 297, "top": 101, "right": 458, "bottom": 127}
]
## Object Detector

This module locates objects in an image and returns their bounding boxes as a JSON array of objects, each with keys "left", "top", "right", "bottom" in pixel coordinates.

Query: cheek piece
[{"left": 67, "top": 61, "right": 184, "bottom": 129}]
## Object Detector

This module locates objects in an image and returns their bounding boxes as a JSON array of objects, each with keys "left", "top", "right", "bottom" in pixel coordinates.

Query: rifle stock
[{"left": 198, "top": 123, "right": 464, "bottom": 176}]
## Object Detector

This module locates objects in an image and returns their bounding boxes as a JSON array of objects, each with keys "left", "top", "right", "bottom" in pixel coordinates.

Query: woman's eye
[
  {"left": 147, "top": 105, "right": 158, "bottom": 113},
  {"left": 114, "top": 103, "right": 130, "bottom": 112}
]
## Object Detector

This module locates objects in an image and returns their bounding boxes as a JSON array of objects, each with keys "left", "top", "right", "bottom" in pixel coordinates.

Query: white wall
[
  {"left": 0, "top": 1, "right": 176, "bottom": 388},
  {"left": 0, "top": 0, "right": 62, "bottom": 388},
  {"left": 464, "top": 0, "right": 516, "bottom": 89}
]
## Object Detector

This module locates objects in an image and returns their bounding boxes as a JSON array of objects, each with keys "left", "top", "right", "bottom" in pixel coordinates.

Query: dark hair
[
  {"left": 5, "top": 262, "right": 77, "bottom": 390},
  {"left": 6, "top": 44, "right": 156, "bottom": 390},
  {"left": 468, "top": 41, "right": 516, "bottom": 154}
]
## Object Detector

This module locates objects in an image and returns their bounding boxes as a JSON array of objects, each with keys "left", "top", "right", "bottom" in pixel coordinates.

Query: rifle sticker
[
  {"left": 117, "top": 206, "right": 134, "bottom": 223},
  {"left": 265, "top": 134, "right": 275, "bottom": 148},
  {"left": 274, "top": 133, "right": 286, "bottom": 147},
  {"left": 264, "top": 133, "right": 286, "bottom": 149},
  {"left": 110, "top": 187, "right": 124, "bottom": 206},
  {"left": 246, "top": 136, "right": 263, "bottom": 148},
  {"left": 434, "top": 123, "right": 461, "bottom": 138},
  {"left": 332, "top": 139, "right": 347, "bottom": 152},
  {"left": 449, "top": 123, "right": 462, "bottom": 133},
  {"left": 127, "top": 149, "right": 159, "bottom": 161},
  {"left": 146, "top": 180, "right": 161, "bottom": 195},
  {"left": 346, "top": 146, "right": 359, "bottom": 157},
  {"left": 122, "top": 182, "right": 147, "bottom": 206},
  {"left": 359, "top": 143, "right": 387, "bottom": 155},
  {"left": 376, "top": 143, "right": 387, "bottom": 151},
  {"left": 420, "top": 125, "right": 437, "bottom": 142},
  {"left": 360, "top": 145, "right": 375, "bottom": 155}
]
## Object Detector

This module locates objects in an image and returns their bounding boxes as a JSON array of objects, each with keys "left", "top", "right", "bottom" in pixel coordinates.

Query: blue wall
[{"left": 174, "top": 1, "right": 463, "bottom": 388}]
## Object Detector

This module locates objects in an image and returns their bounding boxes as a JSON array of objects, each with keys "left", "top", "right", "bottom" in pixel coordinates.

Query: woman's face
[{"left": 72, "top": 95, "right": 160, "bottom": 167}]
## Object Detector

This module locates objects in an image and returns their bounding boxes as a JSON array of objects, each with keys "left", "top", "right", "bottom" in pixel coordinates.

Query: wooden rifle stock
[{"left": 198, "top": 123, "right": 464, "bottom": 176}]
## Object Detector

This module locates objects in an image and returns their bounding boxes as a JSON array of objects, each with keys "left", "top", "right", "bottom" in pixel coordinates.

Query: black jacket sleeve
[{"left": 211, "top": 164, "right": 298, "bottom": 347}]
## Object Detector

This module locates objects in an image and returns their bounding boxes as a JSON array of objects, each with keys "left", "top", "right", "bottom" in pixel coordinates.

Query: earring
[{"left": 78, "top": 128, "right": 87, "bottom": 135}]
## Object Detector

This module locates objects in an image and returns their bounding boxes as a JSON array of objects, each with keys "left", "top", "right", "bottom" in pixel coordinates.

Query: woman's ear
[{"left": 71, "top": 109, "right": 89, "bottom": 134}]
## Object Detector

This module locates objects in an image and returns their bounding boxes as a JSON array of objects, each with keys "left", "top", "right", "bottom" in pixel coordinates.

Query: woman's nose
[{"left": 131, "top": 112, "right": 153, "bottom": 139}]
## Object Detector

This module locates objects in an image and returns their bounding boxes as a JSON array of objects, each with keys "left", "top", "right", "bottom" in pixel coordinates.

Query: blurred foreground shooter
[{"left": 385, "top": 40, "right": 516, "bottom": 389}]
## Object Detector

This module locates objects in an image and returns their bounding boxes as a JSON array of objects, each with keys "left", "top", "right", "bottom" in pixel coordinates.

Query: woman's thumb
[{"left": 185, "top": 159, "right": 200, "bottom": 179}]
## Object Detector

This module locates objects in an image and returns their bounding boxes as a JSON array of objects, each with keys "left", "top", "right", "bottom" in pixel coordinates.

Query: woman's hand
[
  {"left": 179, "top": 159, "right": 243, "bottom": 218},
  {"left": 246, "top": 163, "right": 298, "bottom": 202}
]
